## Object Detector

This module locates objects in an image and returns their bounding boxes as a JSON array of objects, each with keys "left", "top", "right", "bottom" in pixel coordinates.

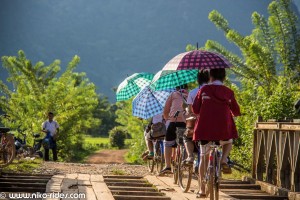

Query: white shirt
[
  {"left": 152, "top": 114, "right": 163, "bottom": 124},
  {"left": 209, "top": 80, "right": 223, "bottom": 85},
  {"left": 42, "top": 120, "right": 59, "bottom": 136},
  {"left": 187, "top": 84, "right": 206, "bottom": 105}
]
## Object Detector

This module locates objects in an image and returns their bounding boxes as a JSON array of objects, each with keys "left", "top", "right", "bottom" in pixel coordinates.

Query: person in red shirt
[{"left": 192, "top": 68, "right": 241, "bottom": 197}]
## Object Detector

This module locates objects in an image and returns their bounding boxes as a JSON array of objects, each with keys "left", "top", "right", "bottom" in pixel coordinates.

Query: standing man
[{"left": 42, "top": 112, "right": 59, "bottom": 161}]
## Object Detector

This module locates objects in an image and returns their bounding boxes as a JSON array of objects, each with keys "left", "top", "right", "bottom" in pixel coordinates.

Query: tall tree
[
  {"left": 0, "top": 50, "right": 100, "bottom": 161},
  {"left": 201, "top": 0, "right": 300, "bottom": 168}
]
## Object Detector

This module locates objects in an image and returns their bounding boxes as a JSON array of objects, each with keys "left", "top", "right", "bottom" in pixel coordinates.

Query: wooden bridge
[{"left": 253, "top": 119, "right": 300, "bottom": 199}]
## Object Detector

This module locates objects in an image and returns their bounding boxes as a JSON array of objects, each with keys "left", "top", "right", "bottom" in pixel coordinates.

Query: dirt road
[{"left": 85, "top": 149, "right": 128, "bottom": 164}]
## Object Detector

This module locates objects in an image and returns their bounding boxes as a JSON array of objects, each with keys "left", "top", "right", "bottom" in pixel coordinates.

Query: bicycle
[
  {"left": 0, "top": 114, "right": 16, "bottom": 167},
  {"left": 178, "top": 139, "right": 201, "bottom": 192},
  {"left": 202, "top": 141, "right": 222, "bottom": 200},
  {"left": 147, "top": 137, "right": 165, "bottom": 173},
  {"left": 172, "top": 126, "right": 186, "bottom": 185}
]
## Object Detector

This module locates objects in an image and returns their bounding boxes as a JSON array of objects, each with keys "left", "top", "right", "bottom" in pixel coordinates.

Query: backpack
[{"left": 150, "top": 122, "right": 166, "bottom": 138}]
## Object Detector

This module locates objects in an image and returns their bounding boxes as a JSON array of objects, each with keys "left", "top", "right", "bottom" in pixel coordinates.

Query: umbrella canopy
[
  {"left": 116, "top": 73, "right": 154, "bottom": 101},
  {"left": 163, "top": 50, "right": 233, "bottom": 70},
  {"left": 132, "top": 86, "right": 174, "bottom": 119},
  {"left": 149, "top": 69, "right": 198, "bottom": 91}
]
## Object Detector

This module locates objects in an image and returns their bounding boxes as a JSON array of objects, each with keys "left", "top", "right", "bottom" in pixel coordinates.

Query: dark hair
[
  {"left": 209, "top": 68, "right": 226, "bottom": 81},
  {"left": 48, "top": 112, "right": 54, "bottom": 115},
  {"left": 176, "top": 84, "right": 188, "bottom": 90},
  {"left": 197, "top": 70, "right": 209, "bottom": 85}
]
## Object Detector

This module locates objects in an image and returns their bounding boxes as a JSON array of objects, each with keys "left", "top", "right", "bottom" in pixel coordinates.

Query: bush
[{"left": 109, "top": 127, "right": 127, "bottom": 149}]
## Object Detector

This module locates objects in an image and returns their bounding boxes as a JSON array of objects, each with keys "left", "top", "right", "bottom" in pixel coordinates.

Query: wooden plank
[
  {"left": 66, "top": 174, "right": 78, "bottom": 179},
  {"left": 90, "top": 175, "right": 103, "bottom": 182},
  {"left": 78, "top": 186, "right": 96, "bottom": 200},
  {"left": 92, "top": 181, "right": 114, "bottom": 200},
  {"left": 280, "top": 124, "right": 300, "bottom": 130}
]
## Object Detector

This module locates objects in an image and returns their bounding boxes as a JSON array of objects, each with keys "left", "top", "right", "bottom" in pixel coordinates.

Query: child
[{"left": 192, "top": 68, "right": 240, "bottom": 197}]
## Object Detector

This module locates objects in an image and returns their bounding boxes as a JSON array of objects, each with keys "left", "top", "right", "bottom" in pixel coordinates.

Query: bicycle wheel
[
  {"left": 208, "top": 150, "right": 215, "bottom": 200},
  {"left": 172, "top": 146, "right": 180, "bottom": 184},
  {"left": 214, "top": 151, "right": 221, "bottom": 200},
  {"left": 155, "top": 141, "right": 164, "bottom": 173},
  {"left": 0, "top": 133, "right": 15, "bottom": 167},
  {"left": 178, "top": 146, "right": 193, "bottom": 192},
  {"left": 147, "top": 158, "right": 154, "bottom": 172}
]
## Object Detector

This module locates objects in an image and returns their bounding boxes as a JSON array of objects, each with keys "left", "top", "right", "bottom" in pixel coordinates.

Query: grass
[
  {"left": 2, "top": 158, "right": 43, "bottom": 173},
  {"left": 222, "top": 168, "right": 251, "bottom": 180},
  {"left": 85, "top": 136, "right": 110, "bottom": 145},
  {"left": 84, "top": 135, "right": 133, "bottom": 149},
  {"left": 111, "top": 168, "right": 126, "bottom": 175}
]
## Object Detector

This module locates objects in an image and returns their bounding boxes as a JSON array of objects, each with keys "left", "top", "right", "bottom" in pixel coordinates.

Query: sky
[{"left": 0, "top": 0, "right": 299, "bottom": 101}]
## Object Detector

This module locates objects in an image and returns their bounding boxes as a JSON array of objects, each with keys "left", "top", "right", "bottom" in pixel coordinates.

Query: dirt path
[{"left": 85, "top": 149, "right": 128, "bottom": 164}]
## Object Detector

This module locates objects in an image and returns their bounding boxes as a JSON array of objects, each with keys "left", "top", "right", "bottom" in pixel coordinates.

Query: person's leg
[
  {"left": 44, "top": 149, "right": 49, "bottom": 161},
  {"left": 220, "top": 139, "right": 233, "bottom": 174},
  {"left": 161, "top": 122, "right": 176, "bottom": 173},
  {"left": 146, "top": 139, "right": 154, "bottom": 153},
  {"left": 197, "top": 141, "right": 209, "bottom": 196},
  {"left": 221, "top": 143, "right": 232, "bottom": 164},
  {"left": 184, "top": 139, "right": 194, "bottom": 163},
  {"left": 164, "top": 145, "right": 172, "bottom": 168},
  {"left": 52, "top": 141, "right": 57, "bottom": 161},
  {"left": 199, "top": 153, "right": 209, "bottom": 195}
]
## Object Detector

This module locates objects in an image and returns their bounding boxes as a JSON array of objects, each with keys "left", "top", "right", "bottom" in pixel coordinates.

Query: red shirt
[{"left": 192, "top": 83, "right": 240, "bottom": 141}]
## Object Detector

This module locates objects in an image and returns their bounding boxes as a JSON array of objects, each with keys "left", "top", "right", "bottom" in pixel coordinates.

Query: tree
[
  {"left": 200, "top": 0, "right": 300, "bottom": 169},
  {"left": 115, "top": 99, "right": 147, "bottom": 163},
  {"left": 0, "top": 50, "right": 100, "bottom": 161},
  {"left": 87, "top": 96, "right": 118, "bottom": 136}
]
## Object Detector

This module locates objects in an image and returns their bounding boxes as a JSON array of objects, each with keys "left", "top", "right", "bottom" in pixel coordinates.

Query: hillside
[{"left": 1, "top": 0, "right": 298, "bottom": 101}]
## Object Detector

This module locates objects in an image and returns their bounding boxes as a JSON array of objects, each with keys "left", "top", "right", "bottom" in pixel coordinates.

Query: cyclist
[
  {"left": 160, "top": 84, "right": 188, "bottom": 174},
  {"left": 183, "top": 69, "right": 209, "bottom": 164},
  {"left": 142, "top": 113, "right": 164, "bottom": 160},
  {"left": 192, "top": 68, "right": 241, "bottom": 197}
]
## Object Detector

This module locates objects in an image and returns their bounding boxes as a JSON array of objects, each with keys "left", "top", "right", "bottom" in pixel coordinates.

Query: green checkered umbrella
[
  {"left": 149, "top": 69, "right": 198, "bottom": 91},
  {"left": 116, "top": 73, "right": 154, "bottom": 101}
]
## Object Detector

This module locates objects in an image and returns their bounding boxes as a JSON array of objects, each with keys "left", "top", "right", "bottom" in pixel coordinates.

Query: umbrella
[
  {"left": 163, "top": 50, "right": 233, "bottom": 70},
  {"left": 132, "top": 86, "right": 174, "bottom": 119},
  {"left": 116, "top": 73, "right": 154, "bottom": 101},
  {"left": 149, "top": 69, "right": 198, "bottom": 91}
]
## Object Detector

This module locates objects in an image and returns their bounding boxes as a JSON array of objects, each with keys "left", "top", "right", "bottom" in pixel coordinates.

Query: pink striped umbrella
[{"left": 163, "top": 50, "right": 233, "bottom": 70}]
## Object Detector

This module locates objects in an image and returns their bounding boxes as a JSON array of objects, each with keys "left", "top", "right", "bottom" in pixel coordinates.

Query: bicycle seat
[{"left": 0, "top": 127, "right": 10, "bottom": 133}]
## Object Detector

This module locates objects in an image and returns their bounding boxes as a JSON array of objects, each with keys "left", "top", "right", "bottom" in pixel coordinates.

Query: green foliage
[
  {"left": 115, "top": 99, "right": 146, "bottom": 163},
  {"left": 0, "top": 50, "right": 100, "bottom": 161},
  {"left": 202, "top": 0, "right": 300, "bottom": 169},
  {"left": 109, "top": 127, "right": 127, "bottom": 149},
  {"left": 2, "top": 158, "right": 43, "bottom": 173},
  {"left": 87, "top": 96, "right": 118, "bottom": 136}
]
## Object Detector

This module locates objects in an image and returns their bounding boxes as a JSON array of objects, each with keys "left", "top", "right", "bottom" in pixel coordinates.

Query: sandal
[
  {"left": 221, "top": 163, "right": 232, "bottom": 174},
  {"left": 196, "top": 193, "right": 207, "bottom": 198}
]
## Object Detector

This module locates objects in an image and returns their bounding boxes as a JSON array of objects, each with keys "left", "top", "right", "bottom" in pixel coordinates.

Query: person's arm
[
  {"left": 192, "top": 89, "right": 202, "bottom": 115},
  {"left": 230, "top": 93, "right": 241, "bottom": 117},
  {"left": 163, "top": 94, "right": 172, "bottom": 120},
  {"left": 55, "top": 122, "right": 60, "bottom": 134},
  {"left": 42, "top": 122, "right": 47, "bottom": 132}
]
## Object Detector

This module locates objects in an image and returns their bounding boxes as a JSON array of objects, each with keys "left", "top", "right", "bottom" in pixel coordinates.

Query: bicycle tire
[
  {"left": 214, "top": 151, "right": 221, "bottom": 200},
  {"left": 155, "top": 142, "right": 164, "bottom": 173},
  {"left": 0, "top": 133, "right": 15, "bottom": 167},
  {"left": 147, "top": 157, "right": 155, "bottom": 173},
  {"left": 209, "top": 150, "right": 215, "bottom": 200},
  {"left": 178, "top": 146, "right": 193, "bottom": 192},
  {"left": 172, "top": 146, "right": 180, "bottom": 184}
]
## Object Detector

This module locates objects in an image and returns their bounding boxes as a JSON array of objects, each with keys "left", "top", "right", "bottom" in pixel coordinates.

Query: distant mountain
[{"left": 1, "top": 0, "right": 297, "bottom": 101}]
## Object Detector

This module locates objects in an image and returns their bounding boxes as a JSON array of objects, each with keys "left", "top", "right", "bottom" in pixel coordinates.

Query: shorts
[
  {"left": 199, "top": 139, "right": 233, "bottom": 155},
  {"left": 164, "top": 122, "right": 186, "bottom": 147}
]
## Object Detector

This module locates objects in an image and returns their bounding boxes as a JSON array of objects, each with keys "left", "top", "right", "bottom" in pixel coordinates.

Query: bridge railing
[{"left": 252, "top": 120, "right": 300, "bottom": 192}]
